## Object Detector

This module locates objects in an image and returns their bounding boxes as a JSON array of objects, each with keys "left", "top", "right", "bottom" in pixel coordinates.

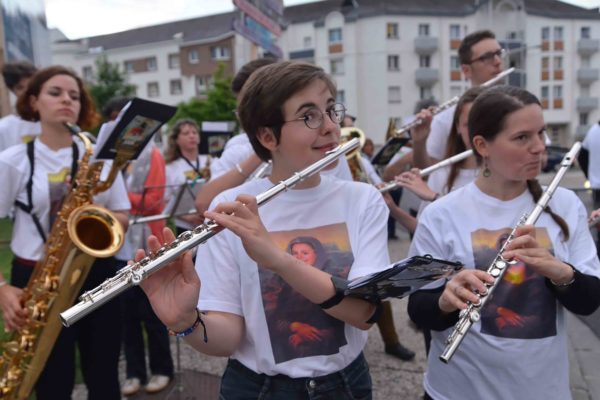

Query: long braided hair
[{"left": 468, "top": 85, "right": 569, "bottom": 240}]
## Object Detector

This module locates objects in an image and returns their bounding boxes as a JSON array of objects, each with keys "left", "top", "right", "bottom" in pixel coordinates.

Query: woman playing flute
[{"left": 407, "top": 85, "right": 600, "bottom": 400}]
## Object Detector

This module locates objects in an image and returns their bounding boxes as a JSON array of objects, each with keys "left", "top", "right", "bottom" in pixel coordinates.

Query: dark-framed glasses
[
  {"left": 283, "top": 103, "right": 346, "bottom": 129},
  {"left": 469, "top": 48, "right": 505, "bottom": 65}
]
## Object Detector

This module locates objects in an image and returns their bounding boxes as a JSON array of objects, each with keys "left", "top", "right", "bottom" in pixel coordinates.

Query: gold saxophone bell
[{"left": 340, "top": 126, "right": 370, "bottom": 183}]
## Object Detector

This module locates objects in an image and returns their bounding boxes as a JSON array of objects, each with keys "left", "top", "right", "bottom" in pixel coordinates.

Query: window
[
  {"left": 581, "top": 85, "right": 590, "bottom": 96},
  {"left": 580, "top": 112, "right": 589, "bottom": 126},
  {"left": 170, "top": 79, "right": 182, "bottom": 95},
  {"left": 330, "top": 58, "right": 344, "bottom": 75},
  {"left": 418, "top": 24, "right": 430, "bottom": 37},
  {"left": 553, "top": 56, "right": 562, "bottom": 70},
  {"left": 388, "top": 86, "right": 401, "bottom": 103},
  {"left": 328, "top": 28, "right": 342, "bottom": 44},
  {"left": 419, "top": 55, "right": 431, "bottom": 68},
  {"left": 420, "top": 86, "right": 432, "bottom": 100},
  {"left": 196, "top": 75, "right": 212, "bottom": 94},
  {"left": 541, "top": 27, "right": 550, "bottom": 40},
  {"left": 450, "top": 56, "right": 460, "bottom": 70},
  {"left": 169, "top": 54, "right": 180, "bottom": 69},
  {"left": 541, "top": 86, "right": 549, "bottom": 99},
  {"left": 211, "top": 46, "right": 231, "bottom": 60},
  {"left": 82, "top": 66, "right": 93, "bottom": 81},
  {"left": 124, "top": 61, "right": 134, "bottom": 73},
  {"left": 188, "top": 50, "right": 199, "bottom": 64},
  {"left": 581, "top": 56, "right": 591, "bottom": 68},
  {"left": 146, "top": 57, "right": 157, "bottom": 71},
  {"left": 387, "top": 23, "right": 399, "bottom": 39},
  {"left": 449, "top": 24, "right": 460, "bottom": 40},
  {"left": 303, "top": 36, "right": 312, "bottom": 48},
  {"left": 336, "top": 89, "right": 345, "bottom": 105},
  {"left": 541, "top": 57, "right": 549, "bottom": 70},
  {"left": 388, "top": 55, "right": 400, "bottom": 71},
  {"left": 147, "top": 82, "right": 159, "bottom": 98},
  {"left": 581, "top": 26, "right": 591, "bottom": 39},
  {"left": 553, "top": 26, "right": 563, "bottom": 41}
]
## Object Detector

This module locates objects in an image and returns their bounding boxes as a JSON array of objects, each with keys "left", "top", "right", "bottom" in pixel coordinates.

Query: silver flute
[
  {"left": 60, "top": 138, "right": 360, "bottom": 327},
  {"left": 379, "top": 149, "right": 473, "bottom": 193},
  {"left": 439, "top": 141, "right": 582, "bottom": 363},
  {"left": 392, "top": 67, "right": 515, "bottom": 139},
  {"left": 249, "top": 161, "right": 273, "bottom": 180}
]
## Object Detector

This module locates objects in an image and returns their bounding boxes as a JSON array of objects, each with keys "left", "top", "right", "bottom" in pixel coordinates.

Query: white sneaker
[
  {"left": 145, "top": 374, "right": 171, "bottom": 393},
  {"left": 121, "top": 377, "right": 141, "bottom": 396}
]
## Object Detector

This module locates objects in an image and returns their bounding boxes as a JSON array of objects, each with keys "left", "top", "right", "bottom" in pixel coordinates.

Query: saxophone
[{"left": 0, "top": 124, "right": 126, "bottom": 399}]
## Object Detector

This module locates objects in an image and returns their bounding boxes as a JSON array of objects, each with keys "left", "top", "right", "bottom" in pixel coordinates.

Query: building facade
[{"left": 51, "top": 0, "right": 600, "bottom": 146}]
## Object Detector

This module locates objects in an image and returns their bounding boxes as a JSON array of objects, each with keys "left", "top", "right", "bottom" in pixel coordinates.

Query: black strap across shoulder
[{"left": 13, "top": 140, "right": 79, "bottom": 243}]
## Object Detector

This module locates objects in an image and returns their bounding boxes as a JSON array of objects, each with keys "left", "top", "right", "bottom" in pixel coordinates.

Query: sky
[{"left": 44, "top": 0, "right": 600, "bottom": 40}]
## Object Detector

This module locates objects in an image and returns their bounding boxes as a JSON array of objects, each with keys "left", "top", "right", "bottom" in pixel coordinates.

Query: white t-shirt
[
  {"left": 360, "top": 155, "right": 382, "bottom": 184},
  {"left": 198, "top": 175, "right": 390, "bottom": 377},
  {"left": 209, "top": 132, "right": 354, "bottom": 182},
  {"left": 409, "top": 182, "right": 600, "bottom": 400},
  {"left": 417, "top": 166, "right": 479, "bottom": 216},
  {"left": 582, "top": 123, "right": 600, "bottom": 188},
  {"left": 0, "top": 114, "right": 41, "bottom": 152},
  {"left": 0, "top": 139, "right": 131, "bottom": 261},
  {"left": 165, "top": 155, "right": 211, "bottom": 229},
  {"left": 210, "top": 133, "right": 255, "bottom": 179},
  {"left": 425, "top": 105, "right": 455, "bottom": 162}
]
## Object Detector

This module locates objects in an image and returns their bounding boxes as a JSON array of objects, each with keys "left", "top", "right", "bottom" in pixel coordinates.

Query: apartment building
[
  {"left": 52, "top": 11, "right": 261, "bottom": 107},
  {"left": 51, "top": 0, "right": 600, "bottom": 146},
  {"left": 280, "top": 0, "right": 600, "bottom": 146}
]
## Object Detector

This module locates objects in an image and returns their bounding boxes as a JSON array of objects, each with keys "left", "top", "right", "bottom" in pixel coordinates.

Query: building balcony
[
  {"left": 414, "top": 36, "right": 438, "bottom": 55},
  {"left": 577, "top": 39, "right": 600, "bottom": 56},
  {"left": 576, "top": 96, "right": 599, "bottom": 112},
  {"left": 577, "top": 68, "right": 599, "bottom": 84},
  {"left": 575, "top": 125, "right": 591, "bottom": 140},
  {"left": 415, "top": 68, "right": 439, "bottom": 87}
]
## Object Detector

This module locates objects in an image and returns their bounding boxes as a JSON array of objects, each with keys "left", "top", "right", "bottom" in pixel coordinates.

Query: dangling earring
[{"left": 482, "top": 157, "right": 491, "bottom": 178}]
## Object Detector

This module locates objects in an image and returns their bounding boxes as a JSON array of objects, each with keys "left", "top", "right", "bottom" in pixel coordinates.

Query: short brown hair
[
  {"left": 237, "top": 61, "right": 337, "bottom": 161},
  {"left": 16, "top": 65, "right": 100, "bottom": 131},
  {"left": 2, "top": 61, "right": 37, "bottom": 90},
  {"left": 458, "top": 30, "right": 496, "bottom": 65},
  {"left": 231, "top": 57, "right": 277, "bottom": 95}
]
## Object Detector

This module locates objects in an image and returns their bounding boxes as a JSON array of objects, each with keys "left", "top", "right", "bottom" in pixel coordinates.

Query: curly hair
[{"left": 164, "top": 118, "right": 200, "bottom": 163}]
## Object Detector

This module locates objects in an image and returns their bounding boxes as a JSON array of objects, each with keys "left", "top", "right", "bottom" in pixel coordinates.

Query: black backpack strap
[{"left": 13, "top": 140, "right": 47, "bottom": 243}]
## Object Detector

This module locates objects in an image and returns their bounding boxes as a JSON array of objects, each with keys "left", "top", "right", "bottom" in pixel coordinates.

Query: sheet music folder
[
  {"left": 95, "top": 98, "right": 177, "bottom": 160},
  {"left": 345, "top": 255, "right": 462, "bottom": 303},
  {"left": 370, "top": 136, "right": 411, "bottom": 166}
]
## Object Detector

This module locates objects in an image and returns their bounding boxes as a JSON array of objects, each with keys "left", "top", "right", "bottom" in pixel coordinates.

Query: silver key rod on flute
[
  {"left": 392, "top": 67, "right": 515, "bottom": 139},
  {"left": 379, "top": 149, "right": 473, "bottom": 193},
  {"left": 60, "top": 138, "right": 360, "bottom": 327},
  {"left": 439, "top": 141, "right": 582, "bottom": 363}
]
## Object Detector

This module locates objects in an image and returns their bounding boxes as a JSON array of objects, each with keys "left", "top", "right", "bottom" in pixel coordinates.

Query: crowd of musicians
[{"left": 0, "top": 28, "right": 599, "bottom": 400}]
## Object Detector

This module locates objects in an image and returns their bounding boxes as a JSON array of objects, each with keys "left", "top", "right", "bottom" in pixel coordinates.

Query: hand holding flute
[{"left": 589, "top": 208, "right": 600, "bottom": 228}]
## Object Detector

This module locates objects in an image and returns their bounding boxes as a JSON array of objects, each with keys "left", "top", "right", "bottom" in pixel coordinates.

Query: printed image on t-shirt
[
  {"left": 472, "top": 227, "right": 557, "bottom": 339},
  {"left": 48, "top": 168, "right": 70, "bottom": 229},
  {"left": 259, "top": 223, "right": 353, "bottom": 364}
]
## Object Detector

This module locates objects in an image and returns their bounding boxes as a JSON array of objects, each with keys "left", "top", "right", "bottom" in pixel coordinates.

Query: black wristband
[{"left": 319, "top": 276, "right": 349, "bottom": 309}]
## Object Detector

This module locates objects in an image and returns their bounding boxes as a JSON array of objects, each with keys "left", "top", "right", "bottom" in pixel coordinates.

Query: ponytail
[{"left": 526, "top": 179, "right": 570, "bottom": 241}]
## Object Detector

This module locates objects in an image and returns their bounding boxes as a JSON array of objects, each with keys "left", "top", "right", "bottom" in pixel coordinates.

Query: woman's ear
[
  {"left": 471, "top": 135, "right": 488, "bottom": 158},
  {"left": 257, "top": 126, "right": 277, "bottom": 152}
]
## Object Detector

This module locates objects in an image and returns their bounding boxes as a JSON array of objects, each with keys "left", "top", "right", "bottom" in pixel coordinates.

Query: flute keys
[{"left": 469, "top": 310, "right": 480, "bottom": 322}]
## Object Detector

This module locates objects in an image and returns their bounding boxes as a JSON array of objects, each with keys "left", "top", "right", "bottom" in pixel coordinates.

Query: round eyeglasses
[{"left": 282, "top": 103, "right": 346, "bottom": 130}]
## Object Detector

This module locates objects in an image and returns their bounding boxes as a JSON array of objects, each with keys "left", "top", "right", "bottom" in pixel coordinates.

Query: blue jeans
[{"left": 219, "top": 352, "right": 372, "bottom": 400}]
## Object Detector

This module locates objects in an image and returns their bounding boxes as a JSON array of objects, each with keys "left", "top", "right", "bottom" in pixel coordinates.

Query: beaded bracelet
[{"left": 167, "top": 308, "right": 208, "bottom": 342}]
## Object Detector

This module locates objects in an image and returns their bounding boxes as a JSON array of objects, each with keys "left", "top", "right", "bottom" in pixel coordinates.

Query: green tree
[
  {"left": 88, "top": 55, "right": 136, "bottom": 115},
  {"left": 171, "top": 63, "right": 237, "bottom": 127}
]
